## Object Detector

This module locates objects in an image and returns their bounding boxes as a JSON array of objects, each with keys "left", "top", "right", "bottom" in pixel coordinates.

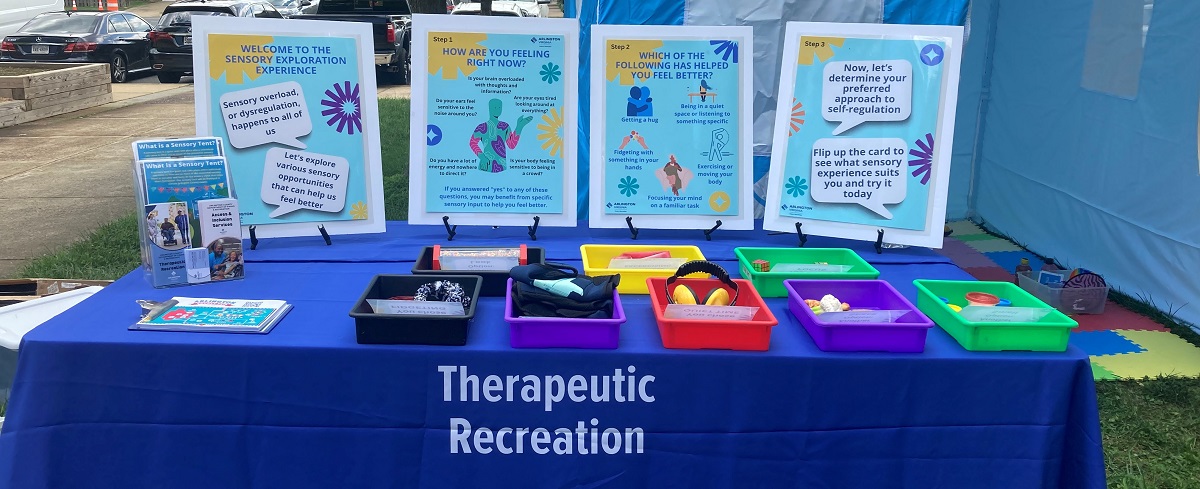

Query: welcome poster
[
  {"left": 764, "top": 22, "right": 963, "bottom": 248},
  {"left": 192, "top": 17, "right": 385, "bottom": 238},
  {"left": 408, "top": 15, "right": 579, "bottom": 227},
  {"left": 589, "top": 25, "right": 754, "bottom": 230}
]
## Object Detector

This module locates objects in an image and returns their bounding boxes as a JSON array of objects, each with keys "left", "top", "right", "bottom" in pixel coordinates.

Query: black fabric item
[{"left": 510, "top": 263, "right": 620, "bottom": 319}]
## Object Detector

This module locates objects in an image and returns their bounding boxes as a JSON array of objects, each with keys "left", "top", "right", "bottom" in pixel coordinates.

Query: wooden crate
[{"left": 0, "top": 63, "right": 113, "bottom": 128}]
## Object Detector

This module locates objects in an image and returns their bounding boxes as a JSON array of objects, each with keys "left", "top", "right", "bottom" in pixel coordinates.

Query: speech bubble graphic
[
  {"left": 822, "top": 60, "right": 912, "bottom": 135},
  {"left": 262, "top": 147, "right": 349, "bottom": 218},
  {"left": 220, "top": 81, "right": 312, "bottom": 149},
  {"left": 810, "top": 137, "right": 907, "bottom": 219}
]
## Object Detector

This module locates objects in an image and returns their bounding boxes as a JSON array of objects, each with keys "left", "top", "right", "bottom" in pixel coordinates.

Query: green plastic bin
[
  {"left": 912, "top": 279, "right": 1078, "bottom": 352},
  {"left": 734, "top": 247, "right": 879, "bottom": 297}
]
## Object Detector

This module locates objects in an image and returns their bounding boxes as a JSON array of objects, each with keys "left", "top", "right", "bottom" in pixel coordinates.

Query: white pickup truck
[{"left": 458, "top": 0, "right": 549, "bottom": 18}]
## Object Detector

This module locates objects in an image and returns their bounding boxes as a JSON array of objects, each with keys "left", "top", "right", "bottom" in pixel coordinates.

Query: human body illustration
[
  {"left": 656, "top": 154, "right": 691, "bottom": 196},
  {"left": 469, "top": 98, "right": 532, "bottom": 173},
  {"left": 698, "top": 79, "right": 713, "bottom": 101},
  {"left": 625, "top": 86, "right": 653, "bottom": 117}
]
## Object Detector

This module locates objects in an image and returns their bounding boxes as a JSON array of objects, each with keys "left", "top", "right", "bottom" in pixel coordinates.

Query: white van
[{"left": 0, "top": 0, "right": 61, "bottom": 39}]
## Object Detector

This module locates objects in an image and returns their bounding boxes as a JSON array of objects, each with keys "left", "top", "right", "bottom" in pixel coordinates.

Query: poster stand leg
[
  {"left": 703, "top": 220, "right": 722, "bottom": 241},
  {"left": 318, "top": 225, "right": 332, "bottom": 246},
  {"left": 795, "top": 222, "right": 808, "bottom": 247},
  {"left": 442, "top": 216, "right": 457, "bottom": 241},
  {"left": 875, "top": 229, "right": 885, "bottom": 254},
  {"left": 626, "top": 217, "right": 639, "bottom": 240},
  {"left": 527, "top": 216, "right": 540, "bottom": 241},
  {"left": 249, "top": 226, "right": 258, "bottom": 250}
]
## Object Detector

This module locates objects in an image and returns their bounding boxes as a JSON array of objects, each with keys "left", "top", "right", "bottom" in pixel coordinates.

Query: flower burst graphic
[
  {"left": 321, "top": 81, "right": 362, "bottom": 135},
  {"left": 788, "top": 98, "right": 805, "bottom": 136},
  {"left": 536, "top": 107, "right": 565, "bottom": 157},
  {"left": 785, "top": 176, "right": 808, "bottom": 197},
  {"left": 350, "top": 201, "right": 368, "bottom": 220},
  {"left": 710, "top": 40, "right": 738, "bottom": 63},
  {"left": 908, "top": 133, "right": 935, "bottom": 185},
  {"left": 540, "top": 62, "right": 562, "bottom": 84},
  {"left": 618, "top": 176, "right": 640, "bottom": 197}
]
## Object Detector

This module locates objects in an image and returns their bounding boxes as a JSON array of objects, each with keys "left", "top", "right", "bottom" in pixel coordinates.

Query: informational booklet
[
  {"left": 132, "top": 139, "right": 244, "bottom": 288},
  {"left": 132, "top": 298, "right": 291, "bottom": 333}
]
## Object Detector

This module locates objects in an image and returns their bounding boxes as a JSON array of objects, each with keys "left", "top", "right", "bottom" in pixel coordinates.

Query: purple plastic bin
[
  {"left": 504, "top": 278, "right": 626, "bottom": 349},
  {"left": 784, "top": 279, "right": 934, "bottom": 353}
]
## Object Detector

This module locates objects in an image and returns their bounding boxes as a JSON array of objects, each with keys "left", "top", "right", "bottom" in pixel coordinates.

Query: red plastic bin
[{"left": 646, "top": 277, "right": 778, "bottom": 351}]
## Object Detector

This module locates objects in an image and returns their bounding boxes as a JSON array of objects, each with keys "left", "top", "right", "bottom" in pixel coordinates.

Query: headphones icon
[{"left": 665, "top": 260, "right": 739, "bottom": 306}]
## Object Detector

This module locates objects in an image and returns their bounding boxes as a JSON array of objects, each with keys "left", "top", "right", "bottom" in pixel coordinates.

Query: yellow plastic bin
[{"left": 580, "top": 244, "right": 706, "bottom": 294}]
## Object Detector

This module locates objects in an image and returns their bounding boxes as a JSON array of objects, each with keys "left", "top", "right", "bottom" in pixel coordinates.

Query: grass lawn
[{"left": 14, "top": 97, "right": 1200, "bottom": 487}]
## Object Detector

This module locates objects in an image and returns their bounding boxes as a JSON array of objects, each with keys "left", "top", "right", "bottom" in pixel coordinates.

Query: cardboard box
[{"left": 0, "top": 278, "right": 112, "bottom": 306}]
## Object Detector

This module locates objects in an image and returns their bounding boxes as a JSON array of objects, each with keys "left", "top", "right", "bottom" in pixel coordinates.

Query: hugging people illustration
[
  {"left": 626, "top": 86, "right": 653, "bottom": 117},
  {"left": 469, "top": 98, "right": 533, "bottom": 173}
]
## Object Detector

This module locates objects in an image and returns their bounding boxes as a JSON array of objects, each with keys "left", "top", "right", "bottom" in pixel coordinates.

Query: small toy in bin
[
  {"left": 965, "top": 292, "right": 1000, "bottom": 307},
  {"left": 751, "top": 259, "right": 770, "bottom": 272}
]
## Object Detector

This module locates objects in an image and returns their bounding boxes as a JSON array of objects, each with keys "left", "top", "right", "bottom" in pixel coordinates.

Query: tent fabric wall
[
  {"left": 570, "top": 0, "right": 970, "bottom": 217},
  {"left": 946, "top": 0, "right": 997, "bottom": 219},
  {"left": 970, "top": 0, "right": 1200, "bottom": 327}
]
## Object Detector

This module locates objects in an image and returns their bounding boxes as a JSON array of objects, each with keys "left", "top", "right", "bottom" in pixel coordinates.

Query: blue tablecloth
[{"left": 0, "top": 224, "right": 1105, "bottom": 488}]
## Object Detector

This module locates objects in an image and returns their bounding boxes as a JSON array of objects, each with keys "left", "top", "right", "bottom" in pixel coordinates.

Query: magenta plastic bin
[
  {"left": 784, "top": 279, "right": 934, "bottom": 353},
  {"left": 504, "top": 278, "right": 626, "bottom": 349}
]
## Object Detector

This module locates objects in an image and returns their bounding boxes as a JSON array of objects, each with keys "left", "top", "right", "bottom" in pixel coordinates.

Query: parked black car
[
  {"left": 149, "top": 0, "right": 284, "bottom": 83},
  {"left": 290, "top": 0, "right": 412, "bottom": 84},
  {"left": 0, "top": 11, "right": 154, "bottom": 83}
]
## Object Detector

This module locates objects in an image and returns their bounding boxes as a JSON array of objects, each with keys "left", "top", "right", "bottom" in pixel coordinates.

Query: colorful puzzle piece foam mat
[
  {"left": 941, "top": 221, "right": 1200, "bottom": 380},
  {"left": 1069, "top": 330, "right": 1145, "bottom": 357},
  {"left": 1091, "top": 331, "right": 1200, "bottom": 379}
]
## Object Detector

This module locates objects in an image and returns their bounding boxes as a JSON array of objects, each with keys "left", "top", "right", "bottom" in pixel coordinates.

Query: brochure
[
  {"left": 132, "top": 297, "right": 292, "bottom": 333},
  {"left": 132, "top": 139, "right": 244, "bottom": 288}
]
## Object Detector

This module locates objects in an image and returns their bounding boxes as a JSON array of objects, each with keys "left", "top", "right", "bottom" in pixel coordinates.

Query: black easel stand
[
  {"left": 626, "top": 217, "right": 639, "bottom": 240},
  {"left": 442, "top": 216, "right": 457, "bottom": 241},
  {"left": 703, "top": 220, "right": 722, "bottom": 241},
  {"left": 795, "top": 222, "right": 808, "bottom": 247},
  {"left": 527, "top": 216, "right": 540, "bottom": 241},
  {"left": 247, "top": 224, "right": 332, "bottom": 249},
  {"left": 875, "top": 229, "right": 885, "bottom": 254}
]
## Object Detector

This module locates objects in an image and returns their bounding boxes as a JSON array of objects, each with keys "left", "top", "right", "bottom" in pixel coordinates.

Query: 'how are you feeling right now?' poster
[
  {"left": 408, "top": 15, "right": 580, "bottom": 227},
  {"left": 765, "top": 22, "right": 963, "bottom": 248}
]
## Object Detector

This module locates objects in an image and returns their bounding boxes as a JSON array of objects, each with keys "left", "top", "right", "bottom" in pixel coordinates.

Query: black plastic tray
[
  {"left": 410, "top": 246, "right": 545, "bottom": 297},
  {"left": 349, "top": 274, "right": 482, "bottom": 345}
]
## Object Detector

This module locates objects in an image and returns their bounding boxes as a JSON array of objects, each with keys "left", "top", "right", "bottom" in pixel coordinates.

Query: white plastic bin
[{"left": 1017, "top": 272, "right": 1107, "bottom": 314}]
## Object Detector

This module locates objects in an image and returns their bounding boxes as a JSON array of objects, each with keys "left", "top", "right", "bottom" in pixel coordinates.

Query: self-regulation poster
[
  {"left": 407, "top": 15, "right": 578, "bottom": 227},
  {"left": 589, "top": 26, "right": 754, "bottom": 230},
  {"left": 764, "top": 22, "right": 963, "bottom": 248},
  {"left": 192, "top": 17, "right": 385, "bottom": 238}
]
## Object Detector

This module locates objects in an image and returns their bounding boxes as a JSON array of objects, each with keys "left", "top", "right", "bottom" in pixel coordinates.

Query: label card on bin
[
  {"left": 958, "top": 306, "right": 1052, "bottom": 323},
  {"left": 368, "top": 299, "right": 465, "bottom": 316},
  {"left": 440, "top": 257, "right": 519, "bottom": 271},
  {"left": 816, "top": 309, "right": 912, "bottom": 324},
  {"left": 608, "top": 258, "right": 690, "bottom": 270},
  {"left": 770, "top": 264, "right": 854, "bottom": 273},
  {"left": 663, "top": 304, "right": 759, "bottom": 321}
]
